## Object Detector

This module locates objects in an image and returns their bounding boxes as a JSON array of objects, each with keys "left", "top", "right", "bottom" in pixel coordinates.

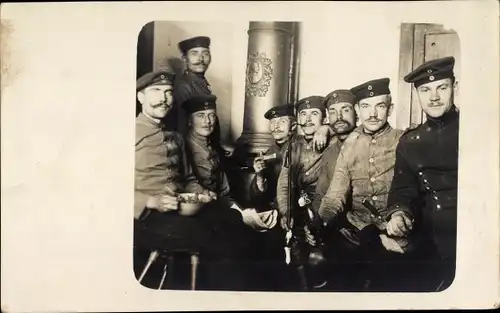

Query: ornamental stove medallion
[{"left": 245, "top": 52, "right": 274, "bottom": 97}]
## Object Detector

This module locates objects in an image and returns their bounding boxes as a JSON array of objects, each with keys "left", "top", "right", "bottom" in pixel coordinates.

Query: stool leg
[
  {"left": 158, "top": 263, "right": 168, "bottom": 290},
  {"left": 190, "top": 254, "right": 199, "bottom": 290},
  {"left": 138, "top": 250, "right": 159, "bottom": 283}
]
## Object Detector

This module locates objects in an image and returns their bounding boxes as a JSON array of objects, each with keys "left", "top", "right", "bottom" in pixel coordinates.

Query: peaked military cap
[
  {"left": 404, "top": 56, "right": 455, "bottom": 88},
  {"left": 323, "top": 89, "right": 357, "bottom": 108},
  {"left": 136, "top": 70, "right": 175, "bottom": 92},
  {"left": 181, "top": 95, "right": 217, "bottom": 115},
  {"left": 178, "top": 36, "right": 211, "bottom": 55},
  {"left": 264, "top": 104, "right": 295, "bottom": 120},
  {"left": 295, "top": 96, "right": 325, "bottom": 112},
  {"left": 350, "top": 78, "right": 391, "bottom": 102}
]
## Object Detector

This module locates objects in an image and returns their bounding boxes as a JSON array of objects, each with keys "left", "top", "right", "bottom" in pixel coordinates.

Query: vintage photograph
[
  {"left": 2, "top": 1, "right": 499, "bottom": 312},
  {"left": 133, "top": 20, "right": 461, "bottom": 293}
]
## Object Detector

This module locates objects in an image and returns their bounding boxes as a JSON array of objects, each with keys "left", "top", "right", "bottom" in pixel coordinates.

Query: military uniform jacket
[
  {"left": 387, "top": 107, "right": 459, "bottom": 261},
  {"left": 169, "top": 70, "right": 214, "bottom": 134},
  {"left": 135, "top": 113, "right": 205, "bottom": 219},
  {"left": 185, "top": 131, "right": 236, "bottom": 206},
  {"left": 276, "top": 135, "right": 335, "bottom": 217},
  {"left": 248, "top": 135, "right": 295, "bottom": 210},
  {"left": 319, "top": 124, "right": 404, "bottom": 230},
  {"left": 312, "top": 136, "right": 344, "bottom": 212}
]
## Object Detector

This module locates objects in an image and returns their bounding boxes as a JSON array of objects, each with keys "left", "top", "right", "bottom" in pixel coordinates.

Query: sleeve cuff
[
  {"left": 135, "top": 207, "right": 152, "bottom": 221},
  {"left": 386, "top": 205, "right": 413, "bottom": 221}
]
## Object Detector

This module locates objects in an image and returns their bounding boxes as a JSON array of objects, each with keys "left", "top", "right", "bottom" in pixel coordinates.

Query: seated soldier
[
  {"left": 134, "top": 70, "right": 216, "bottom": 288},
  {"left": 181, "top": 95, "right": 277, "bottom": 290},
  {"left": 247, "top": 104, "right": 298, "bottom": 290},
  {"left": 318, "top": 78, "right": 417, "bottom": 291},
  {"left": 276, "top": 96, "right": 335, "bottom": 290}
]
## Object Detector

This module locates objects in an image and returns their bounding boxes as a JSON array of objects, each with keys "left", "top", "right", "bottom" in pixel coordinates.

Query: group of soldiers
[{"left": 134, "top": 35, "right": 459, "bottom": 292}]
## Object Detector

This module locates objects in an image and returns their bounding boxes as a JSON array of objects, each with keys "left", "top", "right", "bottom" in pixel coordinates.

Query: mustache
[
  {"left": 334, "top": 119, "right": 351, "bottom": 126},
  {"left": 298, "top": 122, "right": 316, "bottom": 127},
  {"left": 192, "top": 62, "right": 208, "bottom": 66},
  {"left": 365, "top": 118, "right": 381, "bottom": 122},
  {"left": 151, "top": 101, "right": 170, "bottom": 108}
]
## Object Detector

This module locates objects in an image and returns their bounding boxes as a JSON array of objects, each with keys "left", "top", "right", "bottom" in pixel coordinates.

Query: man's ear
[
  {"left": 290, "top": 120, "right": 298, "bottom": 133},
  {"left": 388, "top": 103, "right": 394, "bottom": 116},
  {"left": 453, "top": 79, "right": 459, "bottom": 97},
  {"left": 388, "top": 100, "right": 394, "bottom": 117},
  {"left": 137, "top": 91, "right": 145, "bottom": 105}
]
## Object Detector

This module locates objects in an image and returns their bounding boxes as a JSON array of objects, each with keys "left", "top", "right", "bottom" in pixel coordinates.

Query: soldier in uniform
[
  {"left": 317, "top": 78, "right": 414, "bottom": 291},
  {"left": 134, "top": 70, "right": 216, "bottom": 287},
  {"left": 249, "top": 104, "right": 297, "bottom": 211},
  {"left": 168, "top": 36, "right": 227, "bottom": 149},
  {"left": 182, "top": 95, "right": 278, "bottom": 290},
  {"left": 386, "top": 56, "right": 460, "bottom": 291},
  {"left": 246, "top": 104, "right": 297, "bottom": 290},
  {"left": 276, "top": 95, "right": 334, "bottom": 290},
  {"left": 312, "top": 89, "right": 358, "bottom": 212}
]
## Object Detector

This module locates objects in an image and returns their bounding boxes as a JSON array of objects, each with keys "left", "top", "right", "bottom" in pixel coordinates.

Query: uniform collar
[
  {"left": 426, "top": 105, "right": 459, "bottom": 126},
  {"left": 188, "top": 130, "right": 211, "bottom": 146},
  {"left": 137, "top": 112, "right": 162, "bottom": 129},
  {"left": 185, "top": 69, "right": 206, "bottom": 80}
]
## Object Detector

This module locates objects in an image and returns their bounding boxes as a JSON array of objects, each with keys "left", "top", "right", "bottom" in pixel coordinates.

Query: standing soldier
[
  {"left": 170, "top": 35, "right": 228, "bottom": 154},
  {"left": 386, "top": 56, "right": 459, "bottom": 291},
  {"left": 317, "top": 78, "right": 413, "bottom": 291}
]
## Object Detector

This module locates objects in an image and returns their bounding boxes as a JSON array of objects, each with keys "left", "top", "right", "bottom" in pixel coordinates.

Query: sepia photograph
[
  {"left": 1, "top": 1, "right": 499, "bottom": 312},
  {"left": 133, "top": 20, "right": 461, "bottom": 292}
]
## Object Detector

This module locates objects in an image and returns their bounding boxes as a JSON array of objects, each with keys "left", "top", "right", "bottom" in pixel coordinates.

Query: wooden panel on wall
[
  {"left": 397, "top": 23, "right": 450, "bottom": 129},
  {"left": 396, "top": 23, "right": 415, "bottom": 130}
]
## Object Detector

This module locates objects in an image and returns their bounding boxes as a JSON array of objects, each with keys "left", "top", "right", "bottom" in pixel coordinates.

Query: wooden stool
[{"left": 138, "top": 250, "right": 200, "bottom": 290}]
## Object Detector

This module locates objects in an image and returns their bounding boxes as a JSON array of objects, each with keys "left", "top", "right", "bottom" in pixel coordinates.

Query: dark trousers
[
  {"left": 243, "top": 226, "right": 294, "bottom": 291},
  {"left": 324, "top": 227, "right": 448, "bottom": 292},
  {"left": 134, "top": 199, "right": 251, "bottom": 290}
]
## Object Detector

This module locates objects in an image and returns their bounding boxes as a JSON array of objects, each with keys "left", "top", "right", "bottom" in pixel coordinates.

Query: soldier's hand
[
  {"left": 280, "top": 215, "right": 294, "bottom": 232},
  {"left": 386, "top": 211, "right": 413, "bottom": 237},
  {"left": 202, "top": 190, "right": 218, "bottom": 201},
  {"left": 379, "top": 233, "right": 405, "bottom": 254},
  {"left": 304, "top": 226, "right": 317, "bottom": 246},
  {"left": 313, "top": 125, "right": 330, "bottom": 152},
  {"left": 146, "top": 195, "right": 178, "bottom": 212},
  {"left": 253, "top": 152, "right": 267, "bottom": 174},
  {"left": 160, "top": 194, "right": 179, "bottom": 212}
]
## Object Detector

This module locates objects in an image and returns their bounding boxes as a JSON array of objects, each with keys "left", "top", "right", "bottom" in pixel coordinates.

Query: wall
[
  {"left": 152, "top": 19, "right": 431, "bottom": 143},
  {"left": 296, "top": 19, "right": 401, "bottom": 128},
  {"left": 153, "top": 21, "right": 248, "bottom": 143}
]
